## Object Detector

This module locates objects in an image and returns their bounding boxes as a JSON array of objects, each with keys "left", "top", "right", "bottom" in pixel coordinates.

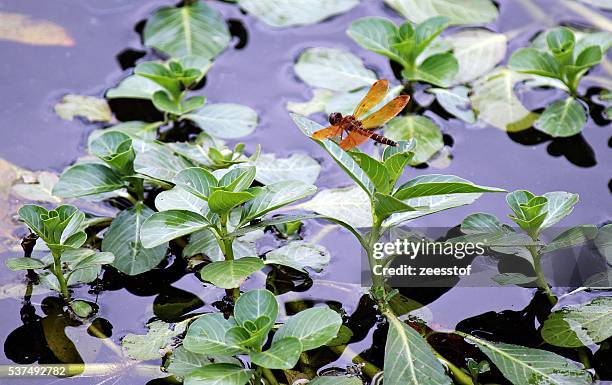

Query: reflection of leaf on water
[
  {"left": 0, "top": 12, "right": 74, "bottom": 46},
  {"left": 41, "top": 316, "right": 84, "bottom": 369},
  {"left": 153, "top": 286, "right": 204, "bottom": 322}
]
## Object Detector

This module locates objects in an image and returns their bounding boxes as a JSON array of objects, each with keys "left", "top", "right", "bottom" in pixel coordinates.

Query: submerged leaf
[
  {"left": 238, "top": 0, "right": 358, "bottom": 27},
  {"left": 185, "top": 103, "right": 258, "bottom": 139},
  {"left": 265, "top": 241, "right": 331, "bottom": 272},
  {"left": 254, "top": 153, "right": 321, "bottom": 185},
  {"left": 0, "top": 12, "right": 74, "bottom": 46},
  {"left": 122, "top": 319, "right": 188, "bottom": 360},
  {"left": 295, "top": 47, "right": 376, "bottom": 91},
  {"left": 54, "top": 95, "right": 112, "bottom": 123},
  {"left": 383, "top": 0, "right": 499, "bottom": 25},
  {"left": 385, "top": 115, "right": 443, "bottom": 165},
  {"left": 446, "top": 29, "right": 507, "bottom": 83}
]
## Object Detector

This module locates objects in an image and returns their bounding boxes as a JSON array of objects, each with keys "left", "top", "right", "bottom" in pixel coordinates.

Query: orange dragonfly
[{"left": 312, "top": 79, "right": 409, "bottom": 150}]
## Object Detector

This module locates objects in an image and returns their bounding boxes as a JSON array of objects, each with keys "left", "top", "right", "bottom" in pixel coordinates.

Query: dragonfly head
[{"left": 328, "top": 112, "right": 342, "bottom": 125}]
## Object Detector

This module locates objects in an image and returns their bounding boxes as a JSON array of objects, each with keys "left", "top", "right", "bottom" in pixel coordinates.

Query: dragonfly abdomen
[{"left": 351, "top": 126, "right": 397, "bottom": 147}]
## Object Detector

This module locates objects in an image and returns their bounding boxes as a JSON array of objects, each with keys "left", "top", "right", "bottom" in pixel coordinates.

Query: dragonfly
[{"left": 312, "top": 79, "right": 409, "bottom": 150}]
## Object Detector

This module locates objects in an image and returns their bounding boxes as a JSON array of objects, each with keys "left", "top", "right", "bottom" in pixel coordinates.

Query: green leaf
[
  {"left": 254, "top": 153, "right": 320, "bottom": 185},
  {"left": 185, "top": 103, "right": 259, "bottom": 139},
  {"left": 346, "top": 17, "right": 403, "bottom": 64},
  {"left": 54, "top": 94, "right": 112, "bottom": 123},
  {"left": 185, "top": 228, "right": 262, "bottom": 261},
  {"left": 567, "top": 45, "right": 603, "bottom": 78},
  {"left": 156, "top": 187, "right": 209, "bottom": 214},
  {"left": 208, "top": 190, "right": 254, "bottom": 215},
  {"left": 152, "top": 90, "right": 182, "bottom": 115},
  {"left": 395, "top": 175, "right": 504, "bottom": 199},
  {"left": 184, "top": 313, "right": 245, "bottom": 355},
  {"left": 102, "top": 204, "right": 168, "bottom": 275},
  {"left": 273, "top": 307, "right": 342, "bottom": 350},
  {"left": 166, "top": 346, "right": 240, "bottom": 379},
  {"left": 5, "top": 257, "right": 45, "bottom": 271},
  {"left": 470, "top": 68, "right": 539, "bottom": 132},
  {"left": 218, "top": 167, "right": 256, "bottom": 192},
  {"left": 133, "top": 140, "right": 194, "bottom": 182},
  {"left": 53, "top": 163, "right": 124, "bottom": 197},
  {"left": 414, "top": 16, "right": 450, "bottom": 54},
  {"left": 122, "top": 319, "right": 189, "bottom": 360},
  {"left": 292, "top": 114, "right": 375, "bottom": 194},
  {"left": 134, "top": 61, "right": 181, "bottom": 97},
  {"left": 199, "top": 257, "right": 264, "bottom": 289},
  {"left": 428, "top": 87, "right": 475, "bottom": 123},
  {"left": 90, "top": 131, "right": 135, "bottom": 174},
  {"left": 350, "top": 152, "right": 391, "bottom": 194},
  {"left": 143, "top": 2, "right": 230, "bottom": 59},
  {"left": 140, "top": 210, "right": 209, "bottom": 248},
  {"left": 508, "top": 48, "right": 561, "bottom": 79},
  {"left": 234, "top": 289, "right": 278, "bottom": 329},
  {"left": 410, "top": 52, "right": 458, "bottom": 87},
  {"left": 238, "top": 0, "right": 358, "bottom": 28},
  {"left": 546, "top": 27, "right": 575, "bottom": 61},
  {"left": 541, "top": 191, "right": 579, "bottom": 228},
  {"left": 67, "top": 250, "right": 114, "bottom": 272},
  {"left": 535, "top": 97, "right": 586, "bottom": 137},
  {"left": 446, "top": 29, "right": 507, "bottom": 83},
  {"left": 384, "top": 314, "right": 452, "bottom": 385},
  {"left": 492, "top": 273, "right": 536, "bottom": 286},
  {"left": 541, "top": 225, "right": 597, "bottom": 254},
  {"left": 106, "top": 74, "right": 164, "bottom": 100},
  {"left": 374, "top": 192, "right": 416, "bottom": 220},
  {"left": 11, "top": 171, "right": 60, "bottom": 204},
  {"left": 250, "top": 337, "right": 302, "bottom": 369},
  {"left": 294, "top": 47, "right": 377, "bottom": 91},
  {"left": 299, "top": 186, "right": 372, "bottom": 228},
  {"left": 241, "top": 180, "right": 316, "bottom": 223},
  {"left": 542, "top": 296, "right": 612, "bottom": 347},
  {"left": 385, "top": 115, "right": 443, "bottom": 165},
  {"left": 382, "top": 140, "right": 415, "bottom": 186},
  {"left": 173, "top": 167, "right": 218, "bottom": 200},
  {"left": 265, "top": 241, "right": 331, "bottom": 273},
  {"left": 184, "top": 363, "right": 253, "bottom": 385},
  {"left": 462, "top": 333, "right": 592, "bottom": 385},
  {"left": 384, "top": 0, "right": 498, "bottom": 25}
]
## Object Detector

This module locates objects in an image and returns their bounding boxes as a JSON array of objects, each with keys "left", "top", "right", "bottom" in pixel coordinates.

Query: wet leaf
[
  {"left": 273, "top": 307, "right": 342, "bottom": 350},
  {"left": 295, "top": 48, "right": 376, "bottom": 92},
  {"left": 385, "top": 115, "right": 443, "bottom": 165},
  {"left": 238, "top": 0, "right": 358, "bottom": 27},
  {"left": 385, "top": 314, "right": 452, "bottom": 384},
  {"left": 122, "top": 319, "right": 188, "bottom": 360},
  {"left": 185, "top": 103, "right": 258, "bottom": 139},
  {"left": 0, "top": 12, "right": 74, "bottom": 46},
  {"left": 143, "top": 2, "right": 230, "bottom": 59},
  {"left": 542, "top": 296, "right": 612, "bottom": 347},
  {"left": 102, "top": 204, "right": 168, "bottom": 275},
  {"left": 184, "top": 363, "right": 253, "bottom": 385},
  {"left": 265, "top": 241, "right": 331, "bottom": 272},
  {"left": 199, "top": 257, "right": 264, "bottom": 289},
  {"left": 11, "top": 171, "right": 60, "bottom": 203},
  {"left": 470, "top": 68, "right": 539, "bottom": 132},
  {"left": 254, "top": 153, "right": 321, "bottom": 185},
  {"left": 463, "top": 333, "right": 592, "bottom": 385},
  {"left": 54, "top": 95, "right": 112, "bottom": 123},
  {"left": 446, "top": 29, "right": 506, "bottom": 83},
  {"left": 535, "top": 97, "right": 586, "bottom": 137},
  {"left": 250, "top": 337, "right": 302, "bottom": 369},
  {"left": 383, "top": 0, "right": 498, "bottom": 25}
]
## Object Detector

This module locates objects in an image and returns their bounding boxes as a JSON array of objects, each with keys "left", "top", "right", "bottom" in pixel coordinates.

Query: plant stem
[
  {"left": 329, "top": 345, "right": 381, "bottom": 378},
  {"left": 51, "top": 250, "right": 71, "bottom": 301},
  {"left": 528, "top": 246, "right": 557, "bottom": 305},
  {"left": 219, "top": 214, "right": 240, "bottom": 302},
  {"left": 433, "top": 351, "right": 475, "bottom": 385},
  {"left": 366, "top": 214, "right": 387, "bottom": 309},
  {"left": 134, "top": 178, "right": 145, "bottom": 202},
  {"left": 261, "top": 367, "right": 278, "bottom": 385}
]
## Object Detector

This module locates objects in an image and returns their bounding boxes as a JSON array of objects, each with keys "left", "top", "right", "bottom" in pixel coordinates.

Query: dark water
[{"left": 0, "top": 0, "right": 610, "bottom": 384}]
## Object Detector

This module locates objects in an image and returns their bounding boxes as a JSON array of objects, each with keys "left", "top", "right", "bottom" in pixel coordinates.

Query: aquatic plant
[{"left": 509, "top": 27, "right": 610, "bottom": 137}]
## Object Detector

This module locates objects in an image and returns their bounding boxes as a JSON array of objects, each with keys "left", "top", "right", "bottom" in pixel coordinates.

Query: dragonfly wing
[
  {"left": 353, "top": 79, "right": 389, "bottom": 119},
  {"left": 339, "top": 130, "right": 371, "bottom": 150},
  {"left": 361, "top": 95, "right": 410, "bottom": 129},
  {"left": 312, "top": 125, "right": 342, "bottom": 140}
]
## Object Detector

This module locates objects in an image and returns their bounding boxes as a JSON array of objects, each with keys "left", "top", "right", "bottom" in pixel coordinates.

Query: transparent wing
[
  {"left": 353, "top": 79, "right": 389, "bottom": 119},
  {"left": 361, "top": 95, "right": 410, "bottom": 129}
]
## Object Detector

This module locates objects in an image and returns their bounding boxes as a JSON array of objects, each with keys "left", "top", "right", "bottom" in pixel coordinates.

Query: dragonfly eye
[{"left": 328, "top": 112, "right": 342, "bottom": 125}]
